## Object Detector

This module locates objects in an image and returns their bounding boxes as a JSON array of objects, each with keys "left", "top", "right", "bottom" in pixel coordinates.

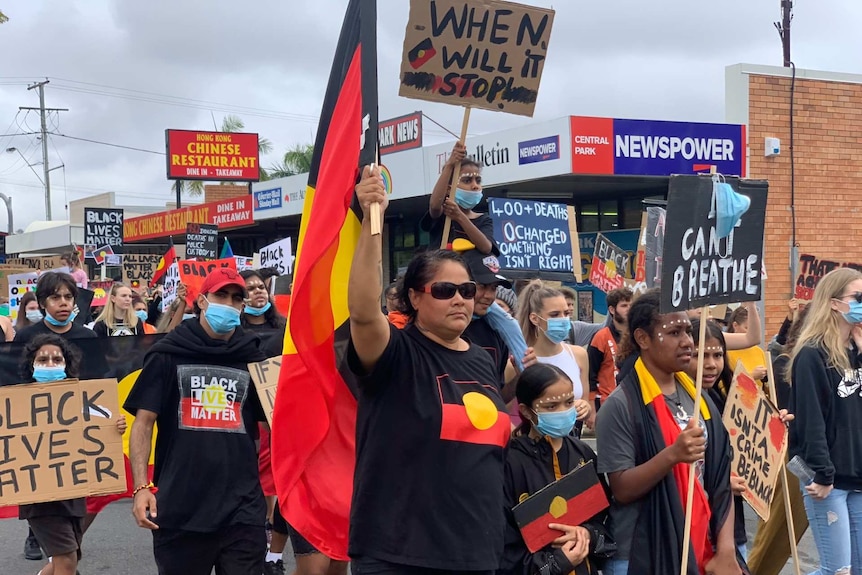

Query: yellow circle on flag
[
  {"left": 605, "top": 260, "right": 617, "bottom": 279},
  {"left": 462, "top": 392, "right": 498, "bottom": 430},
  {"left": 549, "top": 496, "right": 568, "bottom": 519},
  {"left": 201, "top": 383, "right": 227, "bottom": 414}
]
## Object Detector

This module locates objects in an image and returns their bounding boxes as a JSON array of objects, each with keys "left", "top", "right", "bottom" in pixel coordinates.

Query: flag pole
[{"left": 439, "top": 106, "right": 471, "bottom": 249}]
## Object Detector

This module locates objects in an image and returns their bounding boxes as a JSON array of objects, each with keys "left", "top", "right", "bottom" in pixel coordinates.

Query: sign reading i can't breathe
[
  {"left": 488, "top": 198, "right": 579, "bottom": 279},
  {"left": 398, "top": 0, "right": 555, "bottom": 117},
  {"left": 660, "top": 175, "right": 768, "bottom": 313}
]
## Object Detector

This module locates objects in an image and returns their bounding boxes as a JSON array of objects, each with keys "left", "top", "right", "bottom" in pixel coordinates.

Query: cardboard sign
[
  {"left": 84, "top": 208, "right": 124, "bottom": 255},
  {"left": 488, "top": 198, "right": 580, "bottom": 280},
  {"left": 660, "top": 176, "right": 768, "bottom": 313},
  {"left": 722, "top": 364, "right": 788, "bottom": 521},
  {"left": 161, "top": 262, "right": 180, "bottom": 311},
  {"left": 6, "top": 257, "right": 63, "bottom": 271},
  {"left": 0, "top": 378, "right": 127, "bottom": 506},
  {"left": 185, "top": 223, "right": 218, "bottom": 260},
  {"left": 123, "top": 253, "right": 162, "bottom": 284},
  {"left": 8, "top": 271, "right": 38, "bottom": 320},
  {"left": 248, "top": 356, "right": 281, "bottom": 426},
  {"left": 398, "top": 0, "right": 555, "bottom": 117},
  {"left": 589, "top": 233, "right": 629, "bottom": 294},
  {"left": 177, "top": 258, "right": 238, "bottom": 305},
  {"left": 258, "top": 238, "right": 294, "bottom": 275},
  {"left": 794, "top": 253, "right": 862, "bottom": 301}
]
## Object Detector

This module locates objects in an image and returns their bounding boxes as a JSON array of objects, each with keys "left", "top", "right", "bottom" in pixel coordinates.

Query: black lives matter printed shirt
[
  {"left": 790, "top": 344, "right": 862, "bottom": 490},
  {"left": 347, "top": 323, "right": 510, "bottom": 570},
  {"left": 123, "top": 320, "right": 267, "bottom": 532}
]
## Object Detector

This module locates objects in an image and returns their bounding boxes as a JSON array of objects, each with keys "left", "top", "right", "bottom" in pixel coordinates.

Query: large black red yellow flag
[{"left": 271, "top": 0, "right": 377, "bottom": 561}]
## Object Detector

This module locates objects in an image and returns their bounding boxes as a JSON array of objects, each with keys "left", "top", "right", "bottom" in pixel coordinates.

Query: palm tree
[
  {"left": 267, "top": 143, "right": 314, "bottom": 179},
  {"left": 172, "top": 114, "right": 273, "bottom": 197},
  {"left": 0, "top": 10, "right": 9, "bottom": 23}
]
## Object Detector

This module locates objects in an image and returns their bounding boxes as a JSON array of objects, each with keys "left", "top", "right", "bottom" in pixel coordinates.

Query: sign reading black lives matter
[
  {"left": 185, "top": 223, "right": 218, "bottom": 260},
  {"left": 399, "top": 0, "right": 555, "bottom": 117},
  {"left": 84, "top": 208, "right": 124, "bottom": 254},
  {"left": 660, "top": 175, "right": 768, "bottom": 313}
]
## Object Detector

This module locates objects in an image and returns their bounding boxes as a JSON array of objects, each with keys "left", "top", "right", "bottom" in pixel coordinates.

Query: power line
[{"left": 53, "top": 133, "right": 165, "bottom": 155}]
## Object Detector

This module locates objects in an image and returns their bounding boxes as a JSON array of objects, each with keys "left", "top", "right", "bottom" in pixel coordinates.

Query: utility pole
[
  {"left": 775, "top": 0, "right": 793, "bottom": 67},
  {"left": 20, "top": 80, "right": 67, "bottom": 220}
]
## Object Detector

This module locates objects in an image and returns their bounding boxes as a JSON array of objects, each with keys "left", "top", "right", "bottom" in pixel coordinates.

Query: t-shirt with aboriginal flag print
[{"left": 347, "top": 323, "right": 510, "bottom": 570}]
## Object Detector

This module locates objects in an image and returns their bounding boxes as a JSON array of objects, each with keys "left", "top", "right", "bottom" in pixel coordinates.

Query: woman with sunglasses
[
  {"left": 423, "top": 141, "right": 497, "bottom": 255},
  {"left": 349, "top": 166, "right": 511, "bottom": 575},
  {"left": 789, "top": 267, "right": 862, "bottom": 574}
]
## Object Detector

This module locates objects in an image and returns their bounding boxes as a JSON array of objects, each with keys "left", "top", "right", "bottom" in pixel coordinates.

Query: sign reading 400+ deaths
[{"left": 489, "top": 198, "right": 577, "bottom": 277}]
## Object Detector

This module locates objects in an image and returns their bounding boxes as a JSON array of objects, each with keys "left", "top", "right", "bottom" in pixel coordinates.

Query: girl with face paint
[
  {"left": 423, "top": 141, "right": 498, "bottom": 255},
  {"left": 516, "top": 281, "right": 592, "bottom": 435}
]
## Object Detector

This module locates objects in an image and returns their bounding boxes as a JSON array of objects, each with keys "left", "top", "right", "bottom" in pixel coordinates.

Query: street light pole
[
  {"left": 5, "top": 146, "right": 44, "bottom": 185},
  {"left": 0, "top": 193, "right": 13, "bottom": 235}
]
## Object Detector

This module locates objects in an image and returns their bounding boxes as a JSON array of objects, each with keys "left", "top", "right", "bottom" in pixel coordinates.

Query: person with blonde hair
[
  {"left": 516, "top": 280, "right": 592, "bottom": 435},
  {"left": 92, "top": 284, "right": 144, "bottom": 336},
  {"left": 789, "top": 267, "right": 862, "bottom": 575}
]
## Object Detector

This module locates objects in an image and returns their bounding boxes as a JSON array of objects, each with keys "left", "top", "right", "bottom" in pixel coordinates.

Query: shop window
[
  {"left": 579, "top": 201, "right": 618, "bottom": 232},
  {"left": 621, "top": 199, "right": 644, "bottom": 229}
]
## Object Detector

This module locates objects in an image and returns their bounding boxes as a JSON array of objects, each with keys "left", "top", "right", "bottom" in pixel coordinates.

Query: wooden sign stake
[
  {"left": 439, "top": 106, "right": 472, "bottom": 250},
  {"left": 680, "top": 305, "right": 709, "bottom": 575},
  {"left": 766, "top": 357, "right": 802, "bottom": 575},
  {"left": 369, "top": 159, "right": 382, "bottom": 236}
]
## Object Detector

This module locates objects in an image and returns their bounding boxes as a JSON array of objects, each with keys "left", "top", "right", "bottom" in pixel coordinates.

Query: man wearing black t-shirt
[
  {"left": 14, "top": 272, "right": 98, "bottom": 345},
  {"left": 124, "top": 268, "right": 268, "bottom": 575}
]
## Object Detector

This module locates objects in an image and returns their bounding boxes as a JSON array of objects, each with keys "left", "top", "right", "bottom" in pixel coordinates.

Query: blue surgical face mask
[
  {"left": 454, "top": 188, "right": 483, "bottom": 210},
  {"left": 842, "top": 300, "right": 862, "bottom": 325},
  {"left": 540, "top": 316, "right": 571, "bottom": 344},
  {"left": 244, "top": 302, "right": 271, "bottom": 317},
  {"left": 203, "top": 299, "right": 241, "bottom": 334},
  {"left": 714, "top": 180, "right": 751, "bottom": 239},
  {"left": 534, "top": 407, "right": 578, "bottom": 438},
  {"left": 135, "top": 310, "right": 148, "bottom": 323},
  {"left": 25, "top": 310, "right": 44, "bottom": 323},
  {"left": 44, "top": 311, "right": 73, "bottom": 327},
  {"left": 182, "top": 313, "right": 195, "bottom": 321},
  {"left": 33, "top": 365, "right": 67, "bottom": 383}
]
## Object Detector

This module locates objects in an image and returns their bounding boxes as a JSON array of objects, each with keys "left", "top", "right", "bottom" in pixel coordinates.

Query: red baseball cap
[{"left": 199, "top": 268, "right": 247, "bottom": 297}]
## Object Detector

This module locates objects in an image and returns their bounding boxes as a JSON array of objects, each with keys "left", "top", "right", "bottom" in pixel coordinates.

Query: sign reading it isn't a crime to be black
[{"left": 660, "top": 175, "right": 768, "bottom": 313}]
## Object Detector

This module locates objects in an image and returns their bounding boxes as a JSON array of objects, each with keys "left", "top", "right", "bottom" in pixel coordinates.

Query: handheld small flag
[
  {"left": 149, "top": 238, "right": 177, "bottom": 287},
  {"left": 220, "top": 237, "right": 235, "bottom": 259}
]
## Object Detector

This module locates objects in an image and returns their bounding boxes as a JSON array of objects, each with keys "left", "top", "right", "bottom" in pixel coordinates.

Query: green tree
[
  {"left": 267, "top": 143, "right": 314, "bottom": 179},
  {"left": 173, "top": 114, "right": 273, "bottom": 197},
  {"left": 0, "top": 10, "right": 9, "bottom": 24}
]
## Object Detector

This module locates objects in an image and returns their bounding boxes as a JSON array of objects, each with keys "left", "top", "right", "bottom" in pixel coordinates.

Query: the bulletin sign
[
  {"left": 488, "top": 198, "right": 579, "bottom": 280},
  {"left": 185, "top": 223, "right": 218, "bottom": 260},
  {"left": 398, "top": 0, "right": 555, "bottom": 117},
  {"left": 84, "top": 208, "right": 124, "bottom": 255},
  {"left": 794, "top": 253, "right": 862, "bottom": 301},
  {"left": 660, "top": 175, "right": 768, "bottom": 313},
  {"left": 589, "top": 233, "right": 629, "bottom": 294},
  {"left": 248, "top": 356, "right": 281, "bottom": 426},
  {"left": 722, "top": 364, "right": 788, "bottom": 521},
  {"left": 0, "top": 379, "right": 127, "bottom": 505},
  {"left": 165, "top": 130, "right": 260, "bottom": 181}
]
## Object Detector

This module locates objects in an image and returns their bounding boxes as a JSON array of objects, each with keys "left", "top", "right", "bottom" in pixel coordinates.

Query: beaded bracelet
[{"left": 133, "top": 482, "right": 158, "bottom": 496}]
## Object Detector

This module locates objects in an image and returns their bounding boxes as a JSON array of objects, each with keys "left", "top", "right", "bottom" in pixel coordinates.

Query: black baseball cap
[{"left": 461, "top": 250, "right": 512, "bottom": 288}]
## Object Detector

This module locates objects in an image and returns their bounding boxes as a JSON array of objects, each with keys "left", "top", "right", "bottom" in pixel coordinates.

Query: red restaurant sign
[
  {"left": 166, "top": 129, "right": 260, "bottom": 181},
  {"left": 124, "top": 196, "right": 254, "bottom": 242}
]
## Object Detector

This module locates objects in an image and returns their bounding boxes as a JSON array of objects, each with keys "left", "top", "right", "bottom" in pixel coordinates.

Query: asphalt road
[{"left": 0, "top": 497, "right": 819, "bottom": 575}]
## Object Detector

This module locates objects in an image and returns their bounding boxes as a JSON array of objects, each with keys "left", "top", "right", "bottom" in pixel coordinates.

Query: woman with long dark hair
[{"left": 594, "top": 289, "right": 740, "bottom": 575}]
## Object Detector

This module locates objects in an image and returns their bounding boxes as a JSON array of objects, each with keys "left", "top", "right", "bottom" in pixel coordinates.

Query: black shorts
[
  {"left": 351, "top": 556, "right": 494, "bottom": 575},
  {"left": 286, "top": 522, "right": 319, "bottom": 556},
  {"left": 27, "top": 516, "right": 83, "bottom": 559},
  {"left": 272, "top": 502, "right": 288, "bottom": 536},
  {"left": 152, "top": 524, "right": 265, "bottom": 575}
]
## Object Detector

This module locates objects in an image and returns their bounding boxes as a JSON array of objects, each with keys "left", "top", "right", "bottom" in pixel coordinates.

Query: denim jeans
[
  {"left": 602, "top": 559, "right": 629, "bottom": 575},
  {"left": 801, "top": 486, "right": 862, "bottom": 575}
]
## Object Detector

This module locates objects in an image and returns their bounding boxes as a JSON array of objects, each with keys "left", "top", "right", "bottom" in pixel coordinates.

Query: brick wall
[
  {"left": 746, "top": 72, "right": 862, "bottom": 334},
  {"left": 204, "top": 184, "right": 250, "bottom": 203}
]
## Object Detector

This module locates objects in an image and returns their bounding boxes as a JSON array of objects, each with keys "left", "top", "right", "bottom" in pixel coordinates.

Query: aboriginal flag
[
  {"left": 271, "top": 0, "right": 377, "bottom": 561},
  {"left": 149, "top": 237, "right": 176, "bottom": 287},
  {"left": 513, "top": 462, "right": 609, "bottom": 553}
]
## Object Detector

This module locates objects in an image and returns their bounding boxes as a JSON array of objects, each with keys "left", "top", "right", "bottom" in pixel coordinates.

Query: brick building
[{"left": 727, "top": 64, "right": 862, "bottom": 334}]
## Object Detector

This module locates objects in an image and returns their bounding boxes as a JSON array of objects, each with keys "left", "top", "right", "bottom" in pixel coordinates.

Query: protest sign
[
  {"left": 248, "top": 356, "right": 281, "bottom": 426},
  {"left": 185, "top": 223, "right": 218, "bottom": 260},
  {"left": 7, "top": 256, "right": 63, "bottom": 271},
  {"left": 123, "top": 253, "right": 162, "bottom": 285},
  {"left": 234, "top": 256, "right": 254, "bottom": 271},
  {"left": 92, "top": 245, "right": 115, "bottom": 266},
  {"left": 0, "top": 378, "right": 127, "bottom": 506},
  {"left": 162, "top": 262, "right": 180, "bottom": 311},
  {"left": 660, "top": 176, "right": 768, "bottom": 313},
  {"left": 258, "top": 238, "right": 294, "bottom": 275},
  {"left": 177, "top": 258, "right": 237, "bottom": 305},
  {"left": 488, "top": 198, "right": 579, "bottom": 280},
  {"left": 589, "top": 233, "right": 629, "bottom": 294},
  {"left": 722, "top": 364, "right": 788, "bottom": 521},
  {"left": 8, "top": 271, "right": 38, "bottom": 320},
  {"left": 398, "top": 0, "right": 555, "bottom": 117},
  {"left": 635, "top": 206, "right": 666, "bottom": 290},
  {"left": 89, "top": 280, "right": 115, "bottom": 307},
  {"left": 84, "top": 208, "right": 124, "bottom": 254},
  {"left": 794, "top": 253, "right": 862, "bottom": 300}
]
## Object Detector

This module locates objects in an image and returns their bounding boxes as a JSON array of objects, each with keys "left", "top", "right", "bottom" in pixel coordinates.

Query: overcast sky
[{"left": 0, "top": 0, "right": 857, "bottom": 232}]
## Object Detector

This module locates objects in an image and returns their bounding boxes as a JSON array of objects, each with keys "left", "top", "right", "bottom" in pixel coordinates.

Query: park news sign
[
  {"left": 165, "top": 129, "right": 260, "bottom": 182},
  {"left": 398, "top": 0, "right": 555, "bottom": 117}
]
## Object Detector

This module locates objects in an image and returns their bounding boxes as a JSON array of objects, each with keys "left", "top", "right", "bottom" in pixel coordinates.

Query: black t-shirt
[
  {"left": 13, "top": 321, "right": 97, "bottom": 344},
  {"left": 92, "top": 319, "right": 143, "bottom": 337},
  {"left": 421, "top": 211, "right": 499, "bottom": 255},
  {"left": 123, "top": 321, "right": 267, "bottom": 532},
  {"left": 347, "top": 323, "right": 509, "bottom": 570},
  {"left": 464, "top": 315, "right": 510, "bottom": 391}
]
